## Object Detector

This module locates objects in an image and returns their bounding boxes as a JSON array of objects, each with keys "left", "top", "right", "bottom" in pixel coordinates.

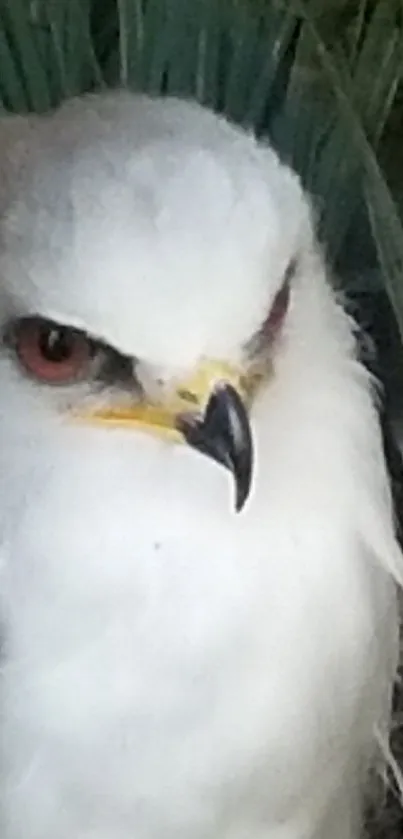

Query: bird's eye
[{"left": 11, "top": 317, "right": 93, "bottom": 384}]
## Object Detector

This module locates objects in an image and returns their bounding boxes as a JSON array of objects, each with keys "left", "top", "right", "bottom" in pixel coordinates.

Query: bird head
[{"left": 0, "top": 92, "right": 316, "bottom": 514}]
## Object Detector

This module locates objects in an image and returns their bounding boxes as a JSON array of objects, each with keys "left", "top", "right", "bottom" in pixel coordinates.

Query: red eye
[
  {"left": 262, "top": 277, "right": 291, "bottom": 341},
  {"left": 13, "top": 317, "right": 93, "bottom": 384}
]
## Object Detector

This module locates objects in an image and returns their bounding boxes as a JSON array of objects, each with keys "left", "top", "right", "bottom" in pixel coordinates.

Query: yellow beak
[
  {"left": 81, "top": 359, "right": 263, "bottom": 442},
  {"left": 78, "top": 358, "right": 267, "bottom": 511}
]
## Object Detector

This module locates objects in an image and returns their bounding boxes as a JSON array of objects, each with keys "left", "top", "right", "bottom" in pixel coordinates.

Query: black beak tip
[
  {"left": 234, "top": 471, "right": 251, "bottom": 513},
  {"left": 178, "top": 384, "right": 253, "bottom": 513}
]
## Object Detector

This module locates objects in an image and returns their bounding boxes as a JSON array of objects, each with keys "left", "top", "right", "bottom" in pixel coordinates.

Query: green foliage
[{"left": 0, "top": 0, "right": 402, "bottom": 338}]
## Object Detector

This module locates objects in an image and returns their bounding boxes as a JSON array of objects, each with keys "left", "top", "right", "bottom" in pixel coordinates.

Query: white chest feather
[{"left": 0, "top": 404, "right": 399, "bottom": 839}]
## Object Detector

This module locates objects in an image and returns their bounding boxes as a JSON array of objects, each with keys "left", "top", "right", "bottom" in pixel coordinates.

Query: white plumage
[{"left": 0, "top": 90, "right": 401, "bottom": 839}]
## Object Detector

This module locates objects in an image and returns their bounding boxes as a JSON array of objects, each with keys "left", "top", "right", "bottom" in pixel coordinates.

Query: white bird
[{"left": 0, "top": 90, "right": 401, "bottom": 839}]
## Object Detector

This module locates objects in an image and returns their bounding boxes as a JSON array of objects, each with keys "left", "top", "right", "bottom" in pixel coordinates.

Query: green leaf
[
  {"left": 295, "top": 2, "right": 403, "bottom": 338},
  {"left": 0, "top": 0, "right": 51, "bottom": 111}
]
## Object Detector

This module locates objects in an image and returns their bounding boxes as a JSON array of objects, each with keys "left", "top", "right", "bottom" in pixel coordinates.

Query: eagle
[{"left": 0, "top": 90, "right": 401, "bottom": 839}]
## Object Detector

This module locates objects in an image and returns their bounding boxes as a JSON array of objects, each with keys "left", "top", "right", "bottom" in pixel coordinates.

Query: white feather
[{"left": 0, "top": 91, "right": 401, "bottom": 839}]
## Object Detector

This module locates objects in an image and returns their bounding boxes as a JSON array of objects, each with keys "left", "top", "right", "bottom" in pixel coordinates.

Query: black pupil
[{"left": 39, "top": 325, "right": 75, "bottom": 363}]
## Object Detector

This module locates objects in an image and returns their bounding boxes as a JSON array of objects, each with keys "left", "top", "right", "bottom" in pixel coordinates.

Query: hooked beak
[
  {"left": 79, "top": 360, "right": 263, "bottom": 512},
  {"left": 177, "top": 384, "right": 253, "bottom": 512}
]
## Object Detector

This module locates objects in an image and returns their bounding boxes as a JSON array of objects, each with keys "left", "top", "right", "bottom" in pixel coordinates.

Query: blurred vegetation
[{"left": 0, "top": 0, "right": 402, "bottom": 342}]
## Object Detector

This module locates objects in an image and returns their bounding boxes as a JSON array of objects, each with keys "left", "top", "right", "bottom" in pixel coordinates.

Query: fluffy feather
[{"left": 0, "top": 90, "right": 401, "bottom": 839}]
